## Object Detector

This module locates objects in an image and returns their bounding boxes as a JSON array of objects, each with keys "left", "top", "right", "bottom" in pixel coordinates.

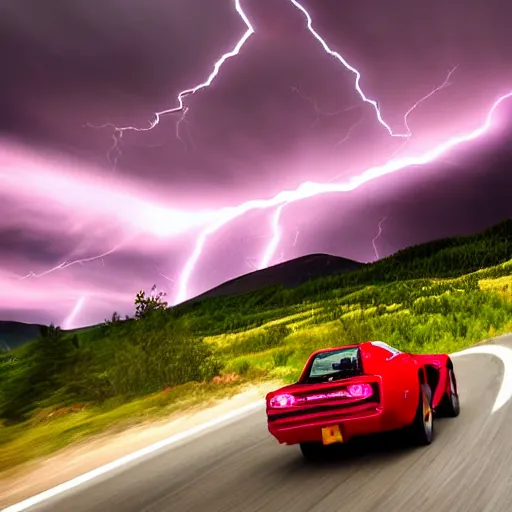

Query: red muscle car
[{"left": 265, "top": 341, "right": 460, "bottom": 459}]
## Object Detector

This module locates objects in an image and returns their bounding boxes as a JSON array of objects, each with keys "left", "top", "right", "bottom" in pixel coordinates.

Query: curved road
[{"left": 7, "top": 335, "right": 512, "bottom": 512}]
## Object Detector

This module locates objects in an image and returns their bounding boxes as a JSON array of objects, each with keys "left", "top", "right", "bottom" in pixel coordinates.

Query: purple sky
[{"left": 1, "top": 0, "right": 512, "bottom": 328}]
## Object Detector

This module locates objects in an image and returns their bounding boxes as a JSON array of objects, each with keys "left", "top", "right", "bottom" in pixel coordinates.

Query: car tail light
[
  {"left": 269, "top": 394, "right": 298, "bottom": 408},
  {"left": 346, "top": 383, "right": 373, "bottom": 399},
  {"left": 269, "top": 384, "right": 374, "bottom": 408}
]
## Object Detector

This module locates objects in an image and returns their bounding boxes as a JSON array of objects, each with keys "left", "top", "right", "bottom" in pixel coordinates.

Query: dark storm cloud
[{"left": 1, "top": 0, "right": 512, "bottom": 326}]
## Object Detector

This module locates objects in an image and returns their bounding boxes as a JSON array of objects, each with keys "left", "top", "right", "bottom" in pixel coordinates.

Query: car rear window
[{"left": 303, "top": 347, "right": 361, "bottom": 383}]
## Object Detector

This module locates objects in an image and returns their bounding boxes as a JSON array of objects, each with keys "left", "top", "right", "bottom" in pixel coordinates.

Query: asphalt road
[{"left": 15, "top": 335, "right": 512, "bottom": 512}]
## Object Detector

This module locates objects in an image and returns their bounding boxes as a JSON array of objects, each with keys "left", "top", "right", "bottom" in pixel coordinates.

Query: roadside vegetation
[{"left": 1, "top": 220, "right": 511, "bottom": 473}]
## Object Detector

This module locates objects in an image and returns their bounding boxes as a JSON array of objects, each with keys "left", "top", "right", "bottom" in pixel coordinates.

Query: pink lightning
[
  {"left": 62, "top": 295, "right": 86, "bottom": 330},
  {"left": 288, "top": 0, "right": 411, "bottom": 138},
  {"left": 259, "top": 204, "right": 287, "bottom": 269},
  {"left": 19, "top": 246, "right": 121, "bottom": 280},
  {"left": 92, "top": 0, "right": 254, "bottom": 141},
  {"left": 109, "top": 0, "right": 465, "bottom": 303},
  {"left": 372, "top": 216, "right": 388, "bottom": 261},
  {"left": 290, "top": 86, "right": 346, "bottom": 127},
  {"left": 390, "top": 66, "right": 459, "bottom": 159},
  {"left": 156, "top": 266, "right": 175, "bottom": 284},
  {"left": 175, "top": 91, "right": 512, "bottom": 303},
  {"left": 257, "top": 66, "right": 459, "bottom": 264},
  {"left": 12, "top": 1, "right": 511, "bottom": 325},
  {"left": 94, "top": 0, "right": 421, "bottom": 159}
]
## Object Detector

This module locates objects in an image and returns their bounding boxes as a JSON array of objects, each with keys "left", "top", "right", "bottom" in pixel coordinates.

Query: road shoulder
[{"left": 0, "top": 381, "right": 276, "bottom": 509}]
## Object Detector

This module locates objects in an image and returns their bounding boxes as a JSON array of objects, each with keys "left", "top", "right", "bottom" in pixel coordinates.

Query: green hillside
[{"left": 0, "top": 219, "right": 511, "bottom": 472}]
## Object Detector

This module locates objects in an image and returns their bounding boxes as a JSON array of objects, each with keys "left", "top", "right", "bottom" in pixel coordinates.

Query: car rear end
[{"left": 266, "top": 345, "right": 384, "bottom": 446}]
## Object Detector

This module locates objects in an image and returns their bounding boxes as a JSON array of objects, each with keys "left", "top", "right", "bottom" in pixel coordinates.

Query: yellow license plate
[{"left": 321, "top": 425, "right": 343, "bottom": 445}]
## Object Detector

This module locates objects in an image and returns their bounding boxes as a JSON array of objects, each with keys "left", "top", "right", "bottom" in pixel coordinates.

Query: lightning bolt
[
  {"left": 175, "top": 91, "right": 512, "bottom": 303},
  {"left": 372, "top": 216, "right": 388, "bottom": 261},
  {"left": 107, "top": 130, "right": 123, "bottom": 171},
  {"left": 244, "top": 257, "right": 259, "bottom": 271},
  {"left": 290, "top": 85, "right": 367, "bottom": 145},
  {"left": 403, "top": 66, "right": 458, "bottom": 135},
  {"left": 288, "top": 0, "right": 411, "bottom": 138},
  {"left": 259, "top": 203, "right": 287, "bottom": 269},
  {"left": 89, "top": 0, "right": 255, "bottom": 162},
  {"left": 82, "top": 0, "right": 511, "bottom": 310},
  {"left": 336, "top": 111, "right": 366, "bottom": 146},
  {"left": 156, "top": 265, "right": 175, "bottom": 284},
  {"left": 156, "top": 265, "right": 175, "bottom": 296},
  {"left": 62, "top": 295, "right": 86, "bottom": 330},
  {"left": 389, "top": 65, "right": 459, "bottom": 159},
  {"left": 175, "top": 107, "right": 193, "bottom": 151},
  {"left": 19, "top": 245, "right": 120, "bottom": 280},
  {"left": 290, "top": 85, "right": 347, "bottom": 127},
  {"left": 255, "top": 64, "right": 459, "bottom": 273},
  {"left": 94, "top": 0, "right": 422, "bottom": 163},
  {"left": 293, "top": 225, "right": 300, "bottom": 247},
  {"left": 325, "top": 65, "right": 458, "bottom": 184}
]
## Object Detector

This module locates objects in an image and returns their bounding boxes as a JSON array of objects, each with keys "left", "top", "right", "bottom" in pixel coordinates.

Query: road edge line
[{"left": 2, "top": 400, "right": 265, "bottom": 512}]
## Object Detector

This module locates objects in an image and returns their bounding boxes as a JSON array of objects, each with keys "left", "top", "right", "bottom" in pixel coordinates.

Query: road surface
[{"left": 8, "top": 335, "right": 512, "bottom": 512}]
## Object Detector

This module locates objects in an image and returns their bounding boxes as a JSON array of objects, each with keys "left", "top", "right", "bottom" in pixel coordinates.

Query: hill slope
[
  {"left": 189, "top": 253, "right": 363, "bottom": 303},
  {"left": 175, "top": 219, "right": 512, "bottom": 317}
]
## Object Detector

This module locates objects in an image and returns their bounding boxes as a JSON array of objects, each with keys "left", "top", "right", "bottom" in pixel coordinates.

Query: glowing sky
[{"left": 1, "top": 0, "right": 512, "bottom": 328}]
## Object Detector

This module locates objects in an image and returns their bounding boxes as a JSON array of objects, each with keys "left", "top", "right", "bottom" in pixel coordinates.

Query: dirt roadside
[{"left": 0, "top": 381, "right": 277, "bottom": 509}]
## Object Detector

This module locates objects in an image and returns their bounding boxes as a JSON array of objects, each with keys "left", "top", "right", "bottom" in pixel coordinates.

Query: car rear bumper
[{"left": 267, "top": 403, "right": 384, "bottom": 445}]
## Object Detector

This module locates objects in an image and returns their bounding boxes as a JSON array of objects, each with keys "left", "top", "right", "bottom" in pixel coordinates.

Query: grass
[
  {"left": 206, "top": 267, "right": 512, "bottom": 386},
  {"left": 0, "top": 379, "right": 246, "bottom": 474},
  {"left": 1, "top": 221, "right": 512, "bottom": 474}
]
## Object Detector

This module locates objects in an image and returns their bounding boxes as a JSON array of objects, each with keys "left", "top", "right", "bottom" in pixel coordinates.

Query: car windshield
[{"left": 303, "top": 347, "right": 361, "bottom": 384}]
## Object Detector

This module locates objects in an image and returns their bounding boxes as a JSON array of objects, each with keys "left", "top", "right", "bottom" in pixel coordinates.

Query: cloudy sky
[{"left": 1, "top": 0, "right": 511, "bottom": 328}]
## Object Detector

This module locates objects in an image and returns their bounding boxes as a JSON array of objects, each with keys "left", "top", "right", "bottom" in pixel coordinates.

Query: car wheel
[
  {"left": 299, "top": 442, "right": 327, "bottom": 461},
  {"left": 442, "top": 369, "right": 460, "bottom": 418},
  {"left": 408, "top": 383, "right": 434, "bottom": 446}
]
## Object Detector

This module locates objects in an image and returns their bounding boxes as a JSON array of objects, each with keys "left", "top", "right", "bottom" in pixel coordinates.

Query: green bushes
[
  {"left": 106, "top": 320, "right": 221, "bottom": 397},
  {"left": 0, "top": 315, "right": 223, "bottom": 422}
]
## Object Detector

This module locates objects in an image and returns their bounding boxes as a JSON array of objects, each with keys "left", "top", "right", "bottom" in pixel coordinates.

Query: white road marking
[
  {"left": 452, "top": 343, "right": 512, "bottom": 413},
  {"left": 2, "top": 400, "right": 265, "bottom": 512}
]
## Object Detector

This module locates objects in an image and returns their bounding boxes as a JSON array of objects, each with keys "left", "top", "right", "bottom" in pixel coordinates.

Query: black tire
[
  {"left": 408, "top": 383, "right": 434, "bottom": 446},
  {"left": 438, "top": 368, "right": 460, "bottom": 418},
  {"left": 299, "top": 442, "right": 327, "bottom": 461}
]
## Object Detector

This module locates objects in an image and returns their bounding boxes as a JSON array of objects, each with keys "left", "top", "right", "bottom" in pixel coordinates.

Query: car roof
[
  {"left": 308, "top": 343, "right": 366, "bottom": 357},
  {"left": 308, "top": 340, "right": 400, "bottom": 357}
]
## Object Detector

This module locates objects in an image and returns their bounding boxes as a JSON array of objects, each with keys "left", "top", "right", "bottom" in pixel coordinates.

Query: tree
[
  {"left": 39, "top": 323, "right": 62, "bottom": 342},
  {"left": 104, "top": 311, "right": 121, "bottom": 326},
  {"left": 33, "top": 324, "right": 75, "bottom": 381},
  {"left": 0, "top": 324, "right": 79, "bottom": 421},
  {"left": 134, "top": 285, "right": 168, "bottom": 319}
]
